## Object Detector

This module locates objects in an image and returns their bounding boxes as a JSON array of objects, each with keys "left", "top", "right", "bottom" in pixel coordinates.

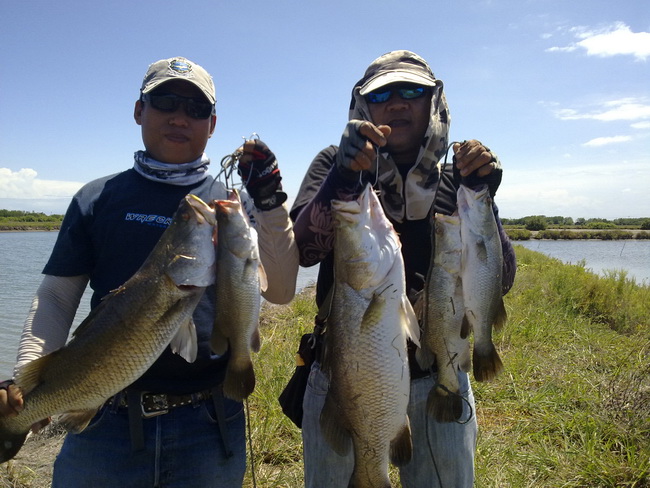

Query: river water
[
  {"left": 1, "top": 232, "right": 647, "bottom": 379},
  {"left": 516, "top": 239, "right": 649, "bottom": 286}
]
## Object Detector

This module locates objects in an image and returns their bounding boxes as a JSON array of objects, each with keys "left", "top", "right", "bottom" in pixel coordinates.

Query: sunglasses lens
[
  {"left": 144, "top": 94, "right": 212, "bottom": 119},
  {"left": 149, "top": 94, "right": 179, "bottom": 112},
  {"left": 365, "top": 86, "right": 428, "bottom": 104},
  {"left": 366, "top": 90, "right": 392, "bottom": 104},
  {"left": 399, "top": 87, "right": 426, "bottom": 99},
  {"left": 185, "top": 100, "right": 213, "bottom": 119}
]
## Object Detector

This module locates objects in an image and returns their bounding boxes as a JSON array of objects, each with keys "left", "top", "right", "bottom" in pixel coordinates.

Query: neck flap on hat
[
  {"left": 133, "top": 151, "right": 210, "bottom": 186},
  {"left": 350, "top": 82, "right": 451, "bottom": 223}
]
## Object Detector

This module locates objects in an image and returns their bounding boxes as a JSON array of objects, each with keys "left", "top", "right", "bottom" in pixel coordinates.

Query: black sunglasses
[
  {"left": 365, "top": 85, "right": 429, "bottom": 104},
  {"left": 141, "top": 93, "right": 214, "bottom": 120}
]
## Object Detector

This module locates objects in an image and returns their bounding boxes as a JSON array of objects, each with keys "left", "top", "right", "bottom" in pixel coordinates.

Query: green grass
[
  {"left": 244, "top": 246, "right": 649, "bottom": 487},
  {"left": 3, "top": 246, "right": 649, "bottom": 487}
]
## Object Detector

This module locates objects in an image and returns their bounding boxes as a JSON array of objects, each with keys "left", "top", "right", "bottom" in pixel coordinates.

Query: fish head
[
  {"left": 213, "top": 193, "right": 256, "bottom": 258},
  {"left": 332, "top": 185, "right": 400, "bottom": 291},
  {"left": 457, "top": 184, "right": 493, "bottom": 229},
  {"left": 162, "top": 194, "right": 217, "bottom": 288}
]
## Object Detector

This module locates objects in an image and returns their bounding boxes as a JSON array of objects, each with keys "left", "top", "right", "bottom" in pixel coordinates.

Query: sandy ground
[{"left": 1, "top": 424, "right": 64, "bottom": 488}]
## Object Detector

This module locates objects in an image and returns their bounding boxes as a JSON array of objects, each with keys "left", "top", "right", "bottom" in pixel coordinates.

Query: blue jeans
[
  {"left": 52, "top": 395, "right": 246, "bottom": 488},
  {"left": 302, "top": 363, "right": 477, "bottom": 488}
]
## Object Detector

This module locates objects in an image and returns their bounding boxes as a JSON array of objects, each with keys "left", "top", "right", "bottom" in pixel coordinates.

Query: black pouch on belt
[
  {"left": 277, "top": 287, "right": 331, "bottom": 428},
  {"left": 277, "top": 332, "right": 318, "bottom": 428}
]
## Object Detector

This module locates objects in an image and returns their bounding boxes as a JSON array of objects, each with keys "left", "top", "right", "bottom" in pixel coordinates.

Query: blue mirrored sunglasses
[
  {"left": 365, "top": 86, "right": 429, "bottom": 104},
  {"left": 141, "top": 93, "right": 214, "bottom": 119}
]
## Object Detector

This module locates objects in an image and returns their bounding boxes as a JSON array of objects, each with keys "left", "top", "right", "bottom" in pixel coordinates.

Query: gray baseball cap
[
  {"left": 358, "top": 50, "right": 437, "bottom": 95},
  {"left": 140, "top": 57, "right": 216, "bottom": 105}
]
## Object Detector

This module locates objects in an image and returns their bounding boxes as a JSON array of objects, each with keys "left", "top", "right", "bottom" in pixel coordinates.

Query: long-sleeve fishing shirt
[{"left": 290, "top": 145, "right": 517, "bottom": 311}]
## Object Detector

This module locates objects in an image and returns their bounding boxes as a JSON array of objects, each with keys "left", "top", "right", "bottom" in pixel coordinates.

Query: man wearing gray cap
[
  {"left": 0, "top": 56, "right": 298, "bottom": 487},
  {"left": 290, "top": 50, "right": 516, "bottom": 487}
]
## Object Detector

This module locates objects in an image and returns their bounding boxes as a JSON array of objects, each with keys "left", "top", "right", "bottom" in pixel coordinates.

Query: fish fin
[
  {"left": 415, "top": 345, "right": 435, "bottom": 371},
  {"left": 473, "top": 344, "right": 504, "bottom": 382},
  {"left": 360, "top": 293, "right": 386, "bottom": 331},
  {"left": 170, "top": 318, "right": 198, "bottom": 363},
  {"left": 58, "top": 408, "right": 100, "bottom": 433},
  {"left": 223, "top": 357, "right": 256, "bottom": 401},
  {"left": 400, "top": 295, "right": 421, "bottom": 347},
  {"left": 319, "top": 393, "right": 351, "bottom": 456},
  {"left": 460, "top": 314, "right": 471, "bottom": 339},
  {"left": 459, "top": 343, "right": 472, "bottom": 373},
  {"left": 258, "top": 262, "right": 268, "bottom": 293},
  {"left": 72, "top": 293, "right": 115, "bottom": 338},
  {"left": 210, "top": 326, "right": 229, "bottom": 356},
  {"left": 493, "top": 298, "right": 507, "bottom": 331},
  {"left": 251, "top": 327, "right": 261, "bottom": 353},
  {"left": 476, "top": 237, "right": 488, "bottom": 262},
  {"left": 0, "top": 428, "right": 28, "bottom": 463},
  {"left": 14, "top": 351, "right": 59, "bottom": 395},
  {"left": 411, "top": 290, "right": 423, "bottom": 322},
  {"left": 427, "top": 386, "right": 464, "bottom": 422},
  {"left": 389, "top": 420, "right": 413, "bottom": 466}
]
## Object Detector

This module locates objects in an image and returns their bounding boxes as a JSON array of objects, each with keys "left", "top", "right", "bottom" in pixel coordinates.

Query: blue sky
[{"left": 1, "top": 0, "right": 649, "bottom": 219}]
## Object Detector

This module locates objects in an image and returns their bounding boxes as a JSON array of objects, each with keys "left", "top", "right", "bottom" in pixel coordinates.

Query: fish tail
[
  {"left": 0, "top": 426, "right": 28, "bottom": 463},
  {"left": 348, "top": 471, "right": 392, "bottom": 488},
  {"left": 427, "top": 386, "right": 464, "bottom": 422},
  {"left": 389, "top": 422, "right": 413, "bottom": 466},
  {"left": 472, "top": 344, "right": 504, "bottom": 382},
  {"left": 223, "top": 357, "right": 256, "bottom": 401}
]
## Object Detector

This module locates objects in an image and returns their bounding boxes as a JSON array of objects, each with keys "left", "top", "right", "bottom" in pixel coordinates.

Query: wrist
[{"left": 254, "top": 191, "right": 287, "bottom": 211}]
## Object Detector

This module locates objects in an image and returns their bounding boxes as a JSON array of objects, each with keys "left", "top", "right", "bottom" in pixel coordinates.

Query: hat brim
[
  {"left": 141, "top": 78, "right": 216, "bottom": 105},
  {"left": 359, "top": 71, "right": 436, "bottom": 96}
]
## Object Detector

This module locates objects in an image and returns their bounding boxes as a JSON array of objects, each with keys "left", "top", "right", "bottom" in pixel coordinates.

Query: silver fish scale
[{"left": 322, "top": 185, "right": 414, "bottom": 487}]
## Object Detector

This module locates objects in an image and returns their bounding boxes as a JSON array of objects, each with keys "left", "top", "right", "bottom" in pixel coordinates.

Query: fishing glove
[
  {"left": 237, "top": 139, "right": 287, "bottom": 211},
  {"left": 335, "top": 120, "right": 369, "bottom": 181},
  {"left": 453, "top": 147, "right": 503, "bottom": 197}
]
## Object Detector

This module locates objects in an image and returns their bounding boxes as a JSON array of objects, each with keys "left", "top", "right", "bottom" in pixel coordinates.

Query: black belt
[
  {"left": 112, "top": 387, "right": 232, "bottom": 457},
  {"left": 114, "top": 389, "right": 212, "bottom": 418}
]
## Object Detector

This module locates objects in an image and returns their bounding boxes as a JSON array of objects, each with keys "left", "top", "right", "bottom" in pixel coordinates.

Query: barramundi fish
[
  {"left": 0, "top": 194, "right": 217, "bottom": 463},
  {"left": 211, "top": 190, "right": 266, "bottom": 401},
  {"left": 417, "top": 212, "right": 471, "bottom": 422},
  {"left": 320, "top": 184, "right": 420, "bottom": 488},
  {"left": 457, "top": 184, "right": 506, "bottom": 382}
]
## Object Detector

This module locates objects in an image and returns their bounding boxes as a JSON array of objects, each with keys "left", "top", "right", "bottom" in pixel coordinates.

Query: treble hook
[{"left": 216, "top": 133, "right": 263, "bottom": 190}]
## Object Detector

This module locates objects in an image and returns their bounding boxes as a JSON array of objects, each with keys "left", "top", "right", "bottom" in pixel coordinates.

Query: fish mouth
[{"left": 186, "top": 194, "right": 217, "bottom": 225}]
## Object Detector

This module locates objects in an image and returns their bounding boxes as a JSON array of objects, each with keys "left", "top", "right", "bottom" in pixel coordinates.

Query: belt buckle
[{"left": 141, "top": 393, "right": 169, "bottom": 418}]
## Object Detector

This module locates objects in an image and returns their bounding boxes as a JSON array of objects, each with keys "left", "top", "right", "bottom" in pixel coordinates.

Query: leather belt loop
[
  {"left": 211, "top": 385, "right": 233, "bottom": 458},
  {"left": 127, "top": 390, "right": 146, "bottom": 452}
]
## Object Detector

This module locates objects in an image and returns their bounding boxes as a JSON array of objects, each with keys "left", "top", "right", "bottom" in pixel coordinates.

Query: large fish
[
  {"left": 320, "top": 184, "right": 420, "bottom": 488},
  {"left": 210, "top": 190, "right": 266, "bottom": 401},
  {"left": 457, "top": 184, "right": 506, "bottom": 382},
  {"left": 417, "top": 212, "right": 471, "bottom": 422},
  {"left": 0, "top": 194, "right": 217, "bottom": 463}
]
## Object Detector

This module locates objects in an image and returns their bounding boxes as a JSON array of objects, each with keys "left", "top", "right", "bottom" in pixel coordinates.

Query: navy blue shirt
[{"left": 44, "top": 169, "right": 230, "bottom": 394}]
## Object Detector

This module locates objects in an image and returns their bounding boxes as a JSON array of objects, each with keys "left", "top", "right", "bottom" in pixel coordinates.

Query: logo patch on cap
[{"left": 169, "top": 59, "right": 193, "bottom": 76}]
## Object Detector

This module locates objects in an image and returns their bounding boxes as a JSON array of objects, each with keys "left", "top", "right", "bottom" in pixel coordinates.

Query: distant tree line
[
  {"left": 501, "top": 216, "right": 650, "bottom": 231},
  {"left": 0, "top": 210, "right": 64, "bottom": 223}
]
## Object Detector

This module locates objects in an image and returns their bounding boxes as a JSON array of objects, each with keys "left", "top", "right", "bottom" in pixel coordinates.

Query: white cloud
[
  {"left": 631, "top": 121, "right": 650, "bottom": 129},
  {"left": 0, "top": 168, "right": 83, "bottom": 199},
  {"left": 497, "top": 161, "right": 650, "bottom": 219},
  {"left": 583, "top": 135, "right": 632, "bottom": 147},
  {"left": 547, "top": 22, "right": 650, "bottom": 61},
  {"left": 553, "top": 98, "right": 650, "bottom": 122}
]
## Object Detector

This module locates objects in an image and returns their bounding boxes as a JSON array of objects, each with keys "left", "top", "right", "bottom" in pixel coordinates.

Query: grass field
[{"left": 2, "top": 245, "right": 649, "bottom": 487}]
